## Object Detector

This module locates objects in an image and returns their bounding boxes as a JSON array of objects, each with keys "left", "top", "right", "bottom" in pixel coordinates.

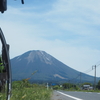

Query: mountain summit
[
  {"left": 11, "top": 50, "right": 98, "bottom": 83},
  {"left": 25, "top": 50, "right": 55, "bottom": 65}
]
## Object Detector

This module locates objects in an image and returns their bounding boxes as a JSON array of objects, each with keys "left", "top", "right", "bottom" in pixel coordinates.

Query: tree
[
  {"left": 63, "top": 83, "right": 70, "bottom": 89},
  {"left": 81, "top": 82, "right": 92, "bottom": 87},
  {"left": 96, "top": 80, "right": 100, "bottom": 89},
  {"left": 62, "top": 83, "right": 79, "bottom": 90}
]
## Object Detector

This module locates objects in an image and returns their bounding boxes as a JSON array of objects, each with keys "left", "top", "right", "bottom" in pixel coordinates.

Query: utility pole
[
  {"left": 47, "top": 83, "right": 49, "bottom": 90},
  {"left": 92, "top": 65, "right": 96, "bottom": 90},
  {"left": 80, "top": 72, "right": 82, "bottom": 88},
  {"left": 68, "top": 80, "right": 70, "bottom": 89}
]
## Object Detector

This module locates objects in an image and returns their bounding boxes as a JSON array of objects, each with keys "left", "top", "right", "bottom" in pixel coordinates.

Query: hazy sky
[{"left": 0, "top": 0, "right": 100, "bottom": 77}]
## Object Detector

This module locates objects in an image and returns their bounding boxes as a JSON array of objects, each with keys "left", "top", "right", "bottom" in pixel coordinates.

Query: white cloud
[
  {"left": 0, "top": 0, "right": 100, "bottom": 77},
  {"left": 45, "top": 0, "right": 100, "bottom": 36}
]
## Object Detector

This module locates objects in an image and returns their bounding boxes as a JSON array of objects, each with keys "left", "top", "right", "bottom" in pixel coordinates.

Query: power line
[
  {"left": 69, "top": 61, "right": 100, "bottom": 84},
  {"left": 83, "top": 67, "right": 93, "bottom": 74},
  {"left": 96, "top": 63, "right": 100, "bottom": 68},
  {"left": 81, "top": 61, "right": 100, "bottom": 75},
  {"left": 70, "top": 73, "right": 80, "bottom": 82},
  {"left": 82, "top": 67, "right": 93, "bottom": 74}
]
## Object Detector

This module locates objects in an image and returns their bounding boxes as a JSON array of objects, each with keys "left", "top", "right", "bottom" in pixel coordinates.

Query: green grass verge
[
  {"left": 0, "top": 80, "right": 52, "bottom": 100},
  {"left": 11, "top": 81, "right": 52, "bottom": 100},
  {"left": 61, "top": 88, "right": 100, "bottom": 92}
]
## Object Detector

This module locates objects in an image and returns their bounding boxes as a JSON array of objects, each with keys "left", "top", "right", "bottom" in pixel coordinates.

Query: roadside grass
[
  {"left": 0, "top": 80, "right": 52, "bottom": 100},
  {"left": 0, "top": 92, "right": 6, "bottom": 100},
  {"left": 63, "top": 88, "right": 100, "bottom": 93},
  {"left": 52, "top": 85, "right": 100, "bottom": 93},
  {"left": 63, "top": 89, "right": 100, "bottom": 92},
  {"left": 77, "top": 89, "right": 100, "bottom": 92}
]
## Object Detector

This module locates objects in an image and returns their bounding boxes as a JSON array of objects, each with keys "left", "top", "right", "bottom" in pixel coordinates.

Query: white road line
[{"left": 57, "top": 91, "right": 83, "bottom": 100}]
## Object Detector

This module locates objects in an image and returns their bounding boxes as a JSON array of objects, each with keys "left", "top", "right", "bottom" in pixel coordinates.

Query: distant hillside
[{"left": 11, "top": 50, "right": 100, "bottom": 83}]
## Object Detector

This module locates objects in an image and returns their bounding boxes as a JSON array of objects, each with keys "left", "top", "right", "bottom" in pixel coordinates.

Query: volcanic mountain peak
[
  {"left": 16, "top": 50, "right": 53, "bottom": 65},
  {"left": 11, "top": 50, "right": 100, "bottom": 83},
  {"left": 26, "top": 51, "right": 37, "bottom": 63}
]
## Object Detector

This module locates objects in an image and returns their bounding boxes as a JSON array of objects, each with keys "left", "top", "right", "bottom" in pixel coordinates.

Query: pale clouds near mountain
[{"left": 0, "top": 0, "right": 100, "bottom": 76}]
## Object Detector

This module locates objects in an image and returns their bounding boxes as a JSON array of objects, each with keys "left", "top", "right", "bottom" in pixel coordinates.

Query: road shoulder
[{"left": 51, "top": 90, "right": 64, "bottom": 100}]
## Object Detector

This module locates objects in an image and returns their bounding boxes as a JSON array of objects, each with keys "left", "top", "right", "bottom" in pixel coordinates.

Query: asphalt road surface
[{"left": 51, "top": 90, "right": 100, "bottom": 100}]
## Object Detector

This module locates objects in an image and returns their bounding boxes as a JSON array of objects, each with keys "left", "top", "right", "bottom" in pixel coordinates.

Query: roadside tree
[{"left": 96, "top": 80, "right": 100, "bottom": 89}]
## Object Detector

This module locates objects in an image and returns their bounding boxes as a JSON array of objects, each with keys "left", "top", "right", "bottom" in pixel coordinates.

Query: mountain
[{"left": 11, "top": 50, "right": 100, "bottom": 83}]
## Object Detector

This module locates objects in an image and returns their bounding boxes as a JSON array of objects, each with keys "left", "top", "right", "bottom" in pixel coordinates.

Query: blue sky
[{"left": 0, "top": 0, "right": 100, "bottom": 77}]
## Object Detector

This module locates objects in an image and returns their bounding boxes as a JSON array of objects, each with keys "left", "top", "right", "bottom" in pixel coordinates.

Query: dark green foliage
[
  {"left": 0, "top": 56, "right": 4, "bottom": 73},
  {"left": 62, "top": 83, "right": 79, "bottom": 90},
  {"left": 53, "top": 85, "right": 60, "bottom": 90},
  {"left": 81, "top": 82, "right": 92, "bottom": 86},
  {"left": 63, "top": 83, "right": 70, "bottom": 89},
  {"left": 63, "top": 83, "right": 73, "bottom": 89},
  {"left": 96, "top": 80, "right": 100, "bottom": 89}
]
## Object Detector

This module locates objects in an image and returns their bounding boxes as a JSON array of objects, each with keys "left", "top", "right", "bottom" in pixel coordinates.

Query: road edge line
[{"left": 57, "top": 91, "right": 83, "bottom": 100}]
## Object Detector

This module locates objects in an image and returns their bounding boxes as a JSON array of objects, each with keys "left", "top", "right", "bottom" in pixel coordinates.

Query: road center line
[{"left": 57, "top": 91, "right": 83, "bottom": 100}]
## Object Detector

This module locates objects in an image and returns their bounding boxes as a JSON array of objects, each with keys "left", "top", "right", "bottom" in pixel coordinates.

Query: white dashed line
[{"left": 57, "top": 91, "right": 83, "bottom": 100}]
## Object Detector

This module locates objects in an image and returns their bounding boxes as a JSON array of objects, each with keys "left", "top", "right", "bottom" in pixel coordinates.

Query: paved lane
[{"left": 51, "top": 90, "right": 100, "bottom": 100}]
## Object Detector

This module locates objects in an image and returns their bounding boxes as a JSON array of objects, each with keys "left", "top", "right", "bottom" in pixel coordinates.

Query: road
[{"left": 51, "top": 90, "right": 100, "bottom": 100}]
